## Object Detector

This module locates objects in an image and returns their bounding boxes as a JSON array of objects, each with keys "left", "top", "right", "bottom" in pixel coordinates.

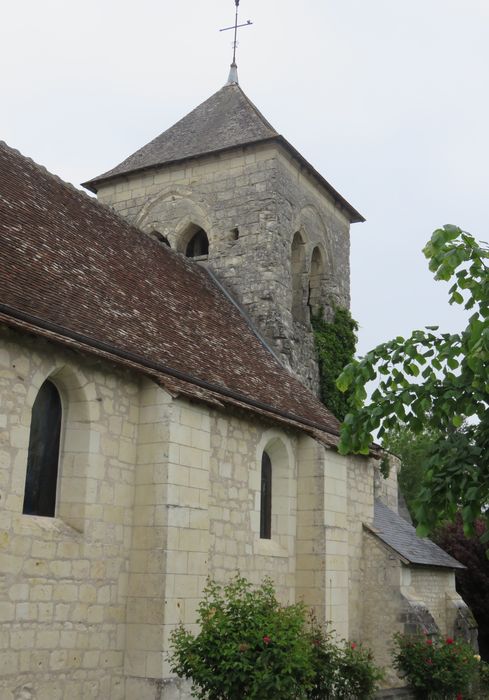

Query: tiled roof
[
  {"left": 0, "top": 141, "right": 341, "bottom": 443},
  {"left": 82, "top": 83, "right": 364, "bottom": 224},
  {"left": 370, "top": 500, "right": 465, "bottom": 569}
]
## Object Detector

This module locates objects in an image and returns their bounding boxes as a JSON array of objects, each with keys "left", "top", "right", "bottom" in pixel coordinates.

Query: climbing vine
[{"left": 312, "top": 307, "right": 358, "bottom": 421}]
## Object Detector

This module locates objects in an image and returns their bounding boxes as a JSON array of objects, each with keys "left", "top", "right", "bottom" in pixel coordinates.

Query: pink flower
[
  {"left": 350, "top": 642, "right": 357, "bottom": 650},
  {"left": 426, "top": 639, "right": 432, "bottom": 645},
  {"left": 446, "top": 637, "right": 454, "bottom": 645},
  {"left": 263, "top": 635, "right": 271, "bottom": 645}
]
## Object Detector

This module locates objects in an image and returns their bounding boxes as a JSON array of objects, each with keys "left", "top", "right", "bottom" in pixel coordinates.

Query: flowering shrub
[
  {"left": 169, "top": 575, "right": 383, "bottom": 699},
  {"left": 170, "top": 576, "right": 313, "bottom": 699},
  {"left": 307, "top": 614, "right": 383, "bottom": 699},
  {"left": 392, "top": 632, "right": 480, "bottom": 699}
]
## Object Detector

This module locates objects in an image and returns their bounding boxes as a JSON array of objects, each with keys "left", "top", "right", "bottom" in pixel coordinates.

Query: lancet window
[
  {"left": 260, "top": 451, "right": 272, "bottom": 539},
  {"left": 23, "top": 380, "right": 62, "bottom": 517}
]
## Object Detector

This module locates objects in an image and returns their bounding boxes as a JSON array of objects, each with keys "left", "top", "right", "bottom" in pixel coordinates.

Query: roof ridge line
[
  {"left": 231, "top": 83, "right": 279, "bottom": 136},
  {"left": 0, "top": 140, "right": 123, "bottom": 220},
  {"left": 0, "top": 140, "right": 172, "bottom": 247}
]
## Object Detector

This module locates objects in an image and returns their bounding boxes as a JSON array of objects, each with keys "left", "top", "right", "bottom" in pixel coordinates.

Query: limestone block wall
[
  {"left": 361, "top": 531, "right": 468, "bottom": 690},
  {"left": 207, "top": 416, "right": 297, "bottom": 598},
  {"left": 129, "top": 406, "right": 349, "bottom": 700},
  {"left": 2, "top": 324, "right": 360, "bottom": 700},
  {"left": 125, "top": 393, "right": 211, "bottom": 700},
  {"left": 95, "top": 141, "right": 352, "bottom": 394},
  {"left": 272, "top": 149, "right": 352, "bottom": 392},
  {"left": 4, "top": 322, "right": 434, "bottom": 699},
  {"left": 321, "top": 448, "right": 351, "bottom": 640},
  {"left": 362, "top": 532, "right": 405, "bottom": 688},
  {"left": 296, "top": 438, "right": 326, "bottom": 616},
  {"left": 0, "top": 326, "right": 140, "bottom": 700},
  {"left": 345, "top": 455, "right": 376, "bottom": 643},
  {"left": 402, "top": 567, "right": 457, "bottom": 637}
]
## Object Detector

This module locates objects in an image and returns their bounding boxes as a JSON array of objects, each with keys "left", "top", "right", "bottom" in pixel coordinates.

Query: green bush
[
  {"left": 307, "top": 613, "right": 383, "bottom": 699},
  {"left": 476, "top": 659, "right": 489, "bottom": 697},
  {"left": 392, "top": 632, "right": 481, "bottom": 699},
  {"left": 169, "top": 575, "right": 383, "bottom": 700}
]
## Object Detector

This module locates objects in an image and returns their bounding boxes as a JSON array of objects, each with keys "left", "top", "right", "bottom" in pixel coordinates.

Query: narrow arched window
[
  {"left": 308, "top": 247, "right": 325, "bottom": 319},
  {"left": 185, "top": 228, "right": 209, "bottom": 258},
  {"left": 23, "top": 380, "right": 62, "bottom": 517},
  {"left": 260, "top": 451, "right": 272, "bottom": 539},
  {"left": 291, "top": 232, "right": 306, "bottom": 322}
]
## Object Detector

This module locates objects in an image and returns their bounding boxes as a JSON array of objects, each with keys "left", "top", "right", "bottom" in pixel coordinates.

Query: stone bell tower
[{"left": 83, "top": 72, "right": 363, "bottom": 395}]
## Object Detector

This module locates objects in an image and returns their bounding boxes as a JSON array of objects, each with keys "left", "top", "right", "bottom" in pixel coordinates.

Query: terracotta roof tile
[{"left": 0, "top": 141, "right": 341, "bottom": 440}]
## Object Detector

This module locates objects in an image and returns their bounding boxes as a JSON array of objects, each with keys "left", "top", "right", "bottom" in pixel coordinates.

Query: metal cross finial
[{"left": 220, "top": 0, "right": 253, "bottom": 72}]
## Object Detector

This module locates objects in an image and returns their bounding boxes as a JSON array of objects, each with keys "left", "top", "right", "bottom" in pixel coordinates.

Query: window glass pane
[
  {"left": 260, "top": 451, "right": 272, "bottom": 539},
  {"left": 23, "top": 380, "right": 62, "bottom": 517}
]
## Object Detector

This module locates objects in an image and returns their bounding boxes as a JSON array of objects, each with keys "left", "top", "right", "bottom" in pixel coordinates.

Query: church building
[{"left": 0, "top": 62, "right": 474, "bottom": 699}]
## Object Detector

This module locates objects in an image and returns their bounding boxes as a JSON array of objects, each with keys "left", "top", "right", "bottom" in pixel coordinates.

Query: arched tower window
[
  {"left": 23, "top": 380, "right": 62, "bottom": 517},
  {"left": 260, "top": 451, "right": 272, "bottom": 539},
  {"left": 308, "top": 247, "right": 325, "bottom": 319},
  {"left": 185, "top": 227, "right": 209, "bottom": 258},
  {"left": 291, "top": 232, "right": 306, "bottom": 322}
]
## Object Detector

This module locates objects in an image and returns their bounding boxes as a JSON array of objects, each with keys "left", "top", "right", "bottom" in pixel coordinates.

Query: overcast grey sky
[{"left": 2, "top": 1, "right": 487, "bottom": 355}]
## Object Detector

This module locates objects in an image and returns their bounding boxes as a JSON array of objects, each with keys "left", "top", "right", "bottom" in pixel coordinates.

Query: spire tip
[{"left": 227, "top": 62, "right": 239, "bottom": 85}]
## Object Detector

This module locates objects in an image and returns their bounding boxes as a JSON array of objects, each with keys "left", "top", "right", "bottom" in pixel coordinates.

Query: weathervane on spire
[{"left": 220, "top": 0, "right": 253, "bottom": 84}]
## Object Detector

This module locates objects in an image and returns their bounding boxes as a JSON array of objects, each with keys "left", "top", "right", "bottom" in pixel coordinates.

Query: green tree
[
  {"left": 312, "top": 307, "right": 358, "bottom": 421},
  {"left": 337, "top": 226, "right": 489, "bottom": 539},
  {"left": 435, "top": 516, "right": 489, "bottom": 662},
  {"left": 383, "top": 423, "right": 445, "bottom": 524}
]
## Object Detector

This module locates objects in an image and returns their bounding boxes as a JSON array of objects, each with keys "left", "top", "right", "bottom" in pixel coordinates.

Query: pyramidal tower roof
[
  {"left": 83, "top": 82, "right": 364, "bottom": 223},
  {"left": 84, "top": 83, "right": 277, "bottom": 190}
]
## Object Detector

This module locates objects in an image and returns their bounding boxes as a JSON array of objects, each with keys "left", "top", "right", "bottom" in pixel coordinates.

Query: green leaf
[
  {"left": 416, "top": 523, "right": 429, "bottom": 538},
  {"left": 451, "top": 291, "right": 464, "bottom": 305}
]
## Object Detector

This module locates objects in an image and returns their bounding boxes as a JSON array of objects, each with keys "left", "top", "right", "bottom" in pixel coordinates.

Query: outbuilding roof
[
  {"left": 83, "top": 83, "right": 364, "bottom": 223},
  {"left": 0, "top": 141, "right": 342, "bottom": 444},
  {"left": 368, "top": 500, "right": 465, "bottom": 569}
]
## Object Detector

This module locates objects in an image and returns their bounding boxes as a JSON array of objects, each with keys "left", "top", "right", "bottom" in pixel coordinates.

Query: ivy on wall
[{"left": 312, "top": 307, "right": 358, "bottom": 421}]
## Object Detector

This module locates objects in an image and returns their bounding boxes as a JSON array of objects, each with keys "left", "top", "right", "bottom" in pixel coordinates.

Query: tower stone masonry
[{"left": 85, "top": 82, "right": 364, "bottom": 395}]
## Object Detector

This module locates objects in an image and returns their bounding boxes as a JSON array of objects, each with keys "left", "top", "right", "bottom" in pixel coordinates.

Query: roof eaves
[
  {"left": 82, "top": 135, "right": 365, "bottom": 224},
  {"left": 364, "top": 521, "right": 465, "bottom": 569},
  {"left": 274, "top": 136, "right": 365, "bottom": 224},
  {"left": 370, "top": 501, "right": 466, "bottom": 570},
  {"left": 0, "top": 304, "right": 340, "bottom": 440},
  {"left": 81, "top": 137, "right": 277, "bottom": 193}
]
